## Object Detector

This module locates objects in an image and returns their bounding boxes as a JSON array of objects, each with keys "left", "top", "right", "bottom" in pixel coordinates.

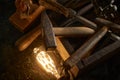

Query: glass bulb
[{"left": 33, "top": 48, "right": 61, "bottom": 79}]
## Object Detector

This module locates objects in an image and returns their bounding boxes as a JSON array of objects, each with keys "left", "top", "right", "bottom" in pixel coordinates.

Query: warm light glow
[{"left": 33, "top": 48, "right": 60, "bottom": 79}]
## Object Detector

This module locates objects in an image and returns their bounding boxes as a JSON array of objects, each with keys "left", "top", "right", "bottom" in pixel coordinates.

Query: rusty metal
[
  {"left": 41, "top": 11, "right": 57, "bottom": 50},
  {"left": 64, "top": 26, "right": 108, "bottom": 68}
]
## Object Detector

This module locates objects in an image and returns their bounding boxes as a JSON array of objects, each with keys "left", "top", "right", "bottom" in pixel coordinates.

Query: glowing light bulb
[{"left": 33, "top": 48, "right": 60, "bottom": 79}]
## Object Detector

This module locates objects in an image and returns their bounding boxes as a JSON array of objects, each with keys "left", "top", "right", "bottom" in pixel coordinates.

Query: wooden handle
[
  {"left": 28, "top": 6, "right": 45, "bottom": 20},
  {"left": 54, "top": 27, "right": 95, "bottom": 37},
  {"left": 76, "top": 16, "right": 97, "bottom": 30},
  {"left": 15, "top": 26, "right": 41, "bottom": 51},
  {"left": 15, "top": 26, "right": 95, "bottom": 51},
  {"left": 96, "top": 18, "right": 120, "bottom": 31},
  {"left": 41, "top": 0, "right": 69, "bottom": 17},
  {"left": 65, "top": 26, "right": 108, "bottom": 68},
  {"left": 82, "top": 40, "right": 120, "bottom": 71},
  {"left": 56, "top": 37, "right": 79, "bottom": 77}
]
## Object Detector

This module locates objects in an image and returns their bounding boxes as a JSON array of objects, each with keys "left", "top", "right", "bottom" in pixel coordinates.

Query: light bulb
[{"left": 33, "top": 48, "right": 61, "bottom": 79}]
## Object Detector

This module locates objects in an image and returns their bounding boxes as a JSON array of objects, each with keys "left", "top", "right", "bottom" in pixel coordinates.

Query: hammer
[
  {"left": 15, "top": 0, "right": 75, "bottom": 20},
  {"left": 15, "top": 26, "right": 95, "bottom": 51},
  {"left": 41, "top": 11, "right": 57, "bottom": 50}
]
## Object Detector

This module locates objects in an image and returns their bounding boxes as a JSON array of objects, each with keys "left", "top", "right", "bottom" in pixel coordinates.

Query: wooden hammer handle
[
  {"left": 54, "top": 27, "right": 95, "bottom": 37},
  {"left": 15, "top": 26, "right": 41, "bottom": 51},
  {"left": 15, "top": 26, "right": 94, "bottom": 51}
]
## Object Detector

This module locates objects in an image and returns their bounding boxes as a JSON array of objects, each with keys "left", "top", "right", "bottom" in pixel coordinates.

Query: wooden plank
[
  {"left": 9, "top": 12, "right": 30, "bottom": 32},
  {"left": 56, "top": 37, "right": 79, "bottom": 77},
  {"left": 9, "top": 6, "right": 45, "bottom": 32}
]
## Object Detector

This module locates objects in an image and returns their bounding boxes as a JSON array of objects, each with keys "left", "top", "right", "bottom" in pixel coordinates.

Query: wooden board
[
  {"left": 9, "top": 6, "right": 45, "bottom": 32},
  {"left": 9, "top": 12, "right": 31, "bottom": 32},
  {"left": 56, "top": 37, "right": 79, "bottom": 77}
]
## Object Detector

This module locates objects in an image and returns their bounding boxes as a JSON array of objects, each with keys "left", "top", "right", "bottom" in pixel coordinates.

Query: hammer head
[{"left": 41, "top": 11, "right": 57, "bottom": 50}]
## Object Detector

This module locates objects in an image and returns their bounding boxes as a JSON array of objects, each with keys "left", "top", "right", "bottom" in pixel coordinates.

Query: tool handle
[
  {"left": 15, "top": 26, "right": 41, "bottom": 51},
  {"left": 65, "top": 26, "right": 108, "bottom": 68},
  {"left": 54, "top": 27, "right": 95, "bottom": 37}
]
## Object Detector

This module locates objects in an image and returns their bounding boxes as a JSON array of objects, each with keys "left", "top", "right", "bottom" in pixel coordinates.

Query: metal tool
[{"left": 41, "top": 11, "right": 57, "bottom": 50}]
